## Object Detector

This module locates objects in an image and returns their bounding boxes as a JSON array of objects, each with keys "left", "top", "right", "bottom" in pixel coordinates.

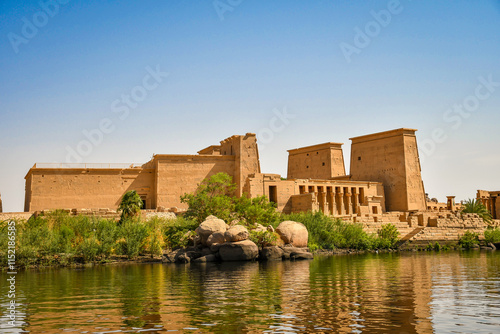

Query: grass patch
[{"left": 0, "top": 211, "right": 200, "bottom": 268}]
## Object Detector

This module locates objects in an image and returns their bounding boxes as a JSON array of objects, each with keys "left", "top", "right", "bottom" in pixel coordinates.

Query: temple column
[
  {"left": 344, "top": 192, "right": 352, "bottom": 215},
  {"left": 351, "top": 189, "right": 358, "bottom": 215},
  {"left": 337, "top": 191, "right": 345, "bottom": 215},
  {"left": 328, "top": 191, "right": 336, "bottom": 216},
  {"left": 318, "top": 191, "right": 326, "bottom": 213}
]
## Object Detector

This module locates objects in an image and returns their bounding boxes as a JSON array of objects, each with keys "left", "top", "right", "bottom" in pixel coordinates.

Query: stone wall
[
  {"left": 0, "top": 212, "right": 33, "bottom": 221},
  {"left": 477, "top": 189, "right": 500, "bottom": 219},
  {"left": 287, "top": 142, "right": 346, "bottom": 179},
  {"left": 350, "top": 128, "right": 426, "bottom": 212},
  {"left": 357, "top": 211, "right": 489, "bottom": 243},
  {"left": 24, "top": 134, "right": 261, "bottom": 212},
  {"left": 143, "top": 211, "right": 176, "bottom": 220},
  {"left": 0, "top": 209, "right": 180, "bottom": 222},
  {"left": 290, "top": 193, "right": 317, "bottom": 213},
  {"left": 25, "top": 167, "right": 154, "bottom": 212},
  {"left": 154, "top": 154, "right": 236, "bottom": 210}
]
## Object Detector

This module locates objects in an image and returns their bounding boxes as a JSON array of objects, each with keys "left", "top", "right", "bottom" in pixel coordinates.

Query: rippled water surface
[{"left": 1, "top": 251, "right": 500, "bottom": 333}]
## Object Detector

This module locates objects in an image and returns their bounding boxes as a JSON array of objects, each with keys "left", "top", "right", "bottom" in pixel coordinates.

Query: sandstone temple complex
[
  {"left": 0, "top": 127, "right": 486, "bottom": 244},
  {"left": 25, "top": 128, "right": 427, "bottom": 214},
  {"left": 22, "top": 128, "right": 500, "bottom": 235}
]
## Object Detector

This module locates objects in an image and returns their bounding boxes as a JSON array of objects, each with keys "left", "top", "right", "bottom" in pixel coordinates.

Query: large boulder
[
  {"left": 276, "top": 221, "right": 308, "bottom": 247},
  {"left": 195, "top": 216, "right": 227, "bottom": 246},
  {"left": 260, "top": 246, "right": 283, "bottom": 261},
  {"left": 224, "top": 225, "right": 249, "bottom": 242},
  {"left": 207, "top": 232, "right": 226, "bottom": 247},
  {"left": 218, "top": 240, "right": 259, "bottom": 261}
]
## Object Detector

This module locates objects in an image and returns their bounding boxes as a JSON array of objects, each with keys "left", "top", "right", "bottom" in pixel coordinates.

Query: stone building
[
  {"left": 349, "top": 128, "right": 426, "bottom": 212},
  {"left": 24, "top": 128, "right": 427, "bottom": 217},
  {"left": 25, "top": 134, "right": 260, "bottom": 212},
  {"left": 477, "top": 190, "right": 500, "bottom": 219}
]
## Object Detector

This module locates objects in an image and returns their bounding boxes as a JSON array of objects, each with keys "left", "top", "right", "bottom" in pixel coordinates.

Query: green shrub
[
  {"left": 162, "top": 217, "right": 199, "bottom": 250},
  {"left": 118, "top": 219, "right": 149, "bottom": 258},
  {"left": 181, "top": 172, "right": 236, "bottom": 223},
  {"left": 281, "top": 211, "right": 375, "bottom": 250},
  {"left": 308, "top": 242, "right": 320, "bottom": 252},
  {"left": 376, "top": 223, "right": 400, "bottom": 249},
  {"left": 66, "top": 215, "right": 95, "bottom": 239},
  {"left": 234, "top": 195, "right": 280, "bottom": 227},
  {"left": 458, "top": 231, "right": 479, "bottom": 249},
  {"left": 282, "top": 211, "right": 336, "bottom": 249},
  {"left": 484, "top": 228, "right": 500, "bottom": 244},
  {"left": 181, "top": 173, "right": 281, "bottom": 226},
  {"left": 78, "top": 234, "right": 100, "bottom": 261},
  {"left": 19, "top": 218, "right": 52, "bottom": 255},
  {"left": 95, "top": 219, "right": 118, "bottom": 257},
  {"left": 143, "top": 217, "right": 166, "bottom": 256},
  {"left": 49, "top": 225, "right": 75, "bottom": 254},
  {"left": 425, "top": 242, "right": 442, "bottom": 251},
  {"left": 433, "top": 242, "right": 441, "bottom": 251},
  {"left": 249, "top": 230, "right": 279, "bottom": 248}
]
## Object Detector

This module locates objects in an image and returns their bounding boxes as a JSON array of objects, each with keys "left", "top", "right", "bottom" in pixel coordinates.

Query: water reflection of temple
[{"left": 8, "top": 252, "right": 499, "bottom": 333}]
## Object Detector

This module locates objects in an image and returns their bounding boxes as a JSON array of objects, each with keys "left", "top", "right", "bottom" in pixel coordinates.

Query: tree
[
  {"left": 461, "top": 198, "right": 492, "bottom": 224},
  {"left": 180, "top": 172, "right": 281, "bottom": 226},
  {"left": 180, "top": 173, "right": 236, "bottom": 223},
  {"left": 118, "top": 190, "right": 143, "bottom": 223},
  {"left": 233, "top": 195, "right": 279, "bottom": 227}
]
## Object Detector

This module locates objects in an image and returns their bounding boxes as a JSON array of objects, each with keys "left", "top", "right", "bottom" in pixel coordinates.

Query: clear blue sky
[{"left": 1, "top": 0, "right": 499, "bottom": 212}]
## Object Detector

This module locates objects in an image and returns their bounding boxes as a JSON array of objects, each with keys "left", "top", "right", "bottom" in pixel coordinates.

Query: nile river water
[{"left": 1, "top": 251, "right": 500, "bottom": 333}]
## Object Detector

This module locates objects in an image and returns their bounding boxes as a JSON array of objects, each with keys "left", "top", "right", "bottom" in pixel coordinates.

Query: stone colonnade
[{"left": 299, "top": 184, "right": 366, "bottom": 216}]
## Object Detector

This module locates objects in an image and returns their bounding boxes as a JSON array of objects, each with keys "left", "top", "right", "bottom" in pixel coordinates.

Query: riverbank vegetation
[
  {"left": 2, "top": 173, "right": 498, "bottom": 268},
  {"left": 1, "top": 211, "right": 497, "bottom": 269},
  {"left": 0, "top": 210, "right": 402, "bottom": 268}
]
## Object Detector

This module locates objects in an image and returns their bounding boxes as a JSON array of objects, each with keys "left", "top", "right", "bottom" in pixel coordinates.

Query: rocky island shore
[{"left": 163, "top": 215, "right": 313, "bottom": 263}]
